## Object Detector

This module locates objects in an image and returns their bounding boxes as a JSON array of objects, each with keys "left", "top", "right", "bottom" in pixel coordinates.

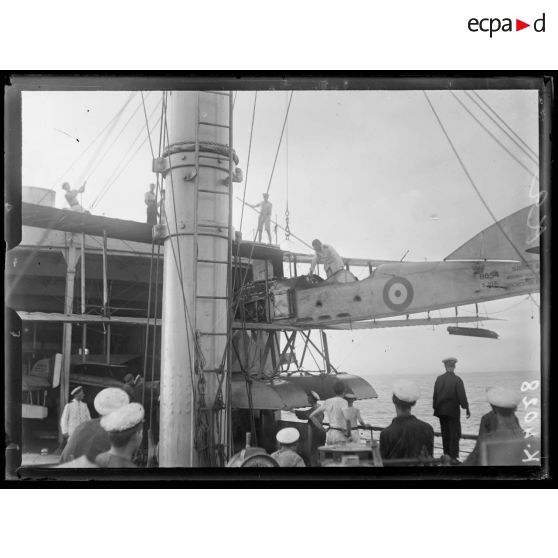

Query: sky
[{"left": 21, "top": 86, "right": 542, "bottom": 376}]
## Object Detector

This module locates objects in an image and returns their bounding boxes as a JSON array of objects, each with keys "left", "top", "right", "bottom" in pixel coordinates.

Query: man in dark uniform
[
  {"left": 463, "top": 386, "right": 524, "bottom": 466},
  {"left": 60, "top": 387, "right": 129, "bottom": 464},
  {"left": 380, "top": 380, "right": 434, "bottom": 462},
  {"left": 433, "top": 357, "right": 470, "bottom": 463},
  {"left": 294, "top": 391, "right": 325, "bottom": 466}
]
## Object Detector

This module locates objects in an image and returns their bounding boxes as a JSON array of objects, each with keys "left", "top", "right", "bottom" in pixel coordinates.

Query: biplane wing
[{"left": 326, "top": 315, "right": 500, "bottom": 330}]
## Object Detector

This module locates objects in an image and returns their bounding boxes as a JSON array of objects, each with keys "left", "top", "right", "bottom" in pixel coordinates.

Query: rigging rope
[
  {"left": 89, "top": 99, "right": 162, "bottom": 210},
  {"left": 449, "top": 91, "right": 538, "bottom": 178},
  {"left": 423, "top": 91, "right": 540, "bottom": 302},
  {"left": 284, "top": 91, "right": 291, "bottom": 241},
  {"left": 239, "top": 91, "right": 258, "bottom": 231},
  {"left": 463, "top": 91, "right": 538, "bottom": 165},
  {"left": 472, "top": 91, "right": 538, "bottom": 158}
]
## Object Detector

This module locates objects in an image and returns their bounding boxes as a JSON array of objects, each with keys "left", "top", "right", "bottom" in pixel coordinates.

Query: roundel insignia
[{"left": 383, "top": 276, "right": 414, "bottom": 311}]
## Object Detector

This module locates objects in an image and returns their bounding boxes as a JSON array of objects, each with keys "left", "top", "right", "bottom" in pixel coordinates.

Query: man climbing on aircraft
[
  {"left": 308, "top": 239, "right": 345, "bottom": 278},
  {"left": 248, "top": 193, "right": 273, "bottom": 243}
]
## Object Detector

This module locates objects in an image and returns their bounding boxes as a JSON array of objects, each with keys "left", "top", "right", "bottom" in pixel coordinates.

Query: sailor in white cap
[
  {"left": 463, "top": 386, "right": 524, "bottom": 466},
  {"left": 343, "top": 393, "right": 371, "bottom": 443},
  {"left": 433, "top": 357, "right": 470, "bottom": 463},
  {"left": 59, "top": 386, "right": 91, "bottom": 449},
  {"left": 294, "top": 391, "right": 325, "bottom": 466},
  {"left": 270, "top": 427, "right": 306, "bottom": 467},
  {"left": 59, "top": 387, "right": 130, "bottom": 465},
  {"left": 95, "top": 402, "right": 145, "bottom": 468},
  {"left": 379, "top": 380, "right": 434, "bottom": 462}
]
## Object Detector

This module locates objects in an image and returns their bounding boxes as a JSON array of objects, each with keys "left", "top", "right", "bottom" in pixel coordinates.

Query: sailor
[
  {"left": 60, "top": 386, "right": 91, "bottom": 448},
  {"left": 343, "top": 393, "right": 370, "bottom": 443},
  {"left": 463, "top": 386, "right": 524, "bottom": 466},
  {"left": 310, "top": 380, "right": 350, "bottom": 445},
  {"left": 61, "top": 181, "right": 89, "bottom": 213},
  {"left": 144, "top": 183, "right": 158, "bottom": 225},
  {"left": 380, "top": 380, "right": 434, "bottom": 462},
  {"left": 271, "top": 427, "right": 306, "bottom": 467},
  {"left": 432, "top": 357, "right": 471, "bottom": 463},
  {"left": 59, "top": 387, "right": 130, "bottom": 465},
  {"left": 294, "top": 390, "right": 325, "bottom": 466},
  {"left": 308, "top": 239, "right": 344, "bottom": 279},
  {"left": 122, "top": 373, "right": 136, "bottom": 400},
  {"left": 95, "top": 402, "right": 145, "bottom": 468},
  {"left": 248, "top": 193, "right": 273, "bottom": 244}
]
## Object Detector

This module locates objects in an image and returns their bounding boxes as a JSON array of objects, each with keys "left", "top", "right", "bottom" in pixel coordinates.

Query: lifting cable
[
  {"left": 423, "top": 91, "right": 540, "bottom": 306},
  {"left": 284, "top": 91, "right": 291, "bottom": 241}
]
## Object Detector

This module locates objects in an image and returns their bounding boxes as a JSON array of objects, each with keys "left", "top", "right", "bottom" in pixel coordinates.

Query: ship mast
[{"left": 157, "top": 91, "right": 237, "bottom": 467}]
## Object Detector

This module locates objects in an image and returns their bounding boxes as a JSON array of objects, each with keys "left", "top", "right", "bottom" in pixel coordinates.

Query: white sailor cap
[
  {"left": 310, "top": 390, "right": 320, "bottom": 401},
  {"left": 442, "top": 357, "right": 458, "bottom": 364},
  {"left": 345, "top": 393, "right": 357, "bottom": 400},
  {"left": 276, "top": 427, "right": 300, "bottom": 445},
  {"left": 100, "top": 402, "right": 145, "bottom": 434},
  {"left": 94, "top": 387, "right": 130, "bottom": 416},
  {"left": 393, "top": 380, "right": 420, "bottom": 403},
  {"left": 71, "top": 386, "right": 84, "bottom": 396},
  {"left": 487, "top": 386, "right": 520, "bottom": 409}
]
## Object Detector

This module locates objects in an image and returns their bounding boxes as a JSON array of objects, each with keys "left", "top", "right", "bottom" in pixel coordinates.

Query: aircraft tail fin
[{"left": 445, "top": 205, "right": 540, "bottom": 261}]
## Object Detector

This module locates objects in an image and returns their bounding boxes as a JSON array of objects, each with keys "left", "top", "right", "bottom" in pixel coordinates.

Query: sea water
[{"left": 285, "top": 369, "right": 542, "bottom": 460}]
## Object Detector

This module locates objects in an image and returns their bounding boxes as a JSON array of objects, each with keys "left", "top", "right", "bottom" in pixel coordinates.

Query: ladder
[{"left": 191, "top": 90, "right": 234, "bottom": 464}]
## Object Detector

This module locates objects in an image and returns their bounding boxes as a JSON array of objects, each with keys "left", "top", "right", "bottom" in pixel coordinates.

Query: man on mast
[
  {"left": 144, "top": 183, "right": 158, "bottom": 225},
  {"left": 61, "top": 181, "right": 89, "bottom": 213},
  {"left": 248, "top": 193, "right": 273, "bottom": 243}
]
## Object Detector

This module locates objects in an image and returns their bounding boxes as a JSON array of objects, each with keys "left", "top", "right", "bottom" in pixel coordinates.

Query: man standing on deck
[
  {"left": 463, "top": 386, "right": 524, "bottom": 466},
  {"left": 248, "top": 193, "right": 273, "bottom": 243},
  {"left": 294, "top": 391, "right": 325, "bottom": 465},
  {"left": 433, "top": 357, "right": 471, "bottom": 463},
  {"left": 95, "top": 402, "right": 145, "bottom": 468},
  {"left": 144, "top": 183, "right": 158, "bottom": 225},
  {"left": 271, "top": 427, "right": 306, "bottom": 467},
  {"left": 308, "top": 239, "right": 345, "bottom": 278},
  {"left": 380, "top": 380, "right": 434, "bottom": 462},
  {"left": 60, "top": 386, "right": 91, "bottom": 450},
  {"left": 310, "top": 380, "right": 350, "bottom": 445}
]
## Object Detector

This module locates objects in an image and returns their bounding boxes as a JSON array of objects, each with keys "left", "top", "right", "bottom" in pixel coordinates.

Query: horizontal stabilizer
[{"left": 446, "top": 205, "right": 539, "bottom": 262}]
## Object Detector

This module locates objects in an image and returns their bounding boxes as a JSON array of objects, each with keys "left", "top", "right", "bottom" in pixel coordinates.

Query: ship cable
[
  {"left": 90, "top": 97, "right": 162, "bottom": 210},
  {"left": 239, "top": 91, "right": 258, "bottom": 232},
  {"left": 84, "top": 92, "right": 153, "bottom": 198},
  {"left": 221, "top": 92, "right": 297, "bottom": 364},
  {"left": 423, "top": 91, "right": 540, "bottom": 304},
  {"left": 449, "top": 90, "right": 538, "bottom": 178},
  {"left": 471, "top": 90, "right": 538, "bottom": 158},
  {"left": 463, "top": 91, "right": 538, "bottom": 165}
]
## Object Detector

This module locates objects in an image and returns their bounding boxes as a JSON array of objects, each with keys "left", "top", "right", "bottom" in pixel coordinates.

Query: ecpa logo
[{"left": 468, "top": 13, "right": 546, "bottom": 37}]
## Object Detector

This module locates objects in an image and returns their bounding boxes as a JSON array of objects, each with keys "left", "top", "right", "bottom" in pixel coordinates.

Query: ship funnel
[{"left": 22, "top": 186, "right": 56, "bottom": 207}]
